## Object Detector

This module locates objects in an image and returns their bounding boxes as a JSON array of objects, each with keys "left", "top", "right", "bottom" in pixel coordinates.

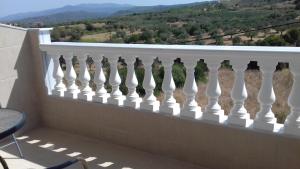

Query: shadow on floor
[{"left": 0, "top": 128, "right": 206, "bottom": 169}]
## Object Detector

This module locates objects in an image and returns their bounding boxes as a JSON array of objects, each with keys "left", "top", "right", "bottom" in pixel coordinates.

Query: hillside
[
  {"left": 0, "top": 2, "right": 212, "bottom": 26},
  {"left": 49, "top": 0, "right": 300, "bottom": 46}
]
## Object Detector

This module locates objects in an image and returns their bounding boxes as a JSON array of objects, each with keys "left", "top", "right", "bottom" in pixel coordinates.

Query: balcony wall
[
  {"left": 0, "top": 24, "right": 43, "bottom": 130},
  {"left": 0, "top": 24, "right": 299, "bottom": 169}
]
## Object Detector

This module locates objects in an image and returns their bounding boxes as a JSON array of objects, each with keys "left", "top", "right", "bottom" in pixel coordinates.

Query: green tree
[
  {"left": 125, "top": 34, "right": 140, "bottom": 43},
  {"left": 86, "top": 23, "right": 95, "bottom": 31},
  {"left": 70, "top": 27, "right": 84, "bottom": 41},
  {"left": 215, "top": 37, "right": 224, "bottom": 45},
  {"left": 245, "top": 30, "right": 257, "bottom": 41},
  {"left": 232, "top": 36, "right": 241, "bottom": 45},
  {"left": 283, "top": 28, "right": 300, "bottom": 46},
  {"left": 256, "top": 35, "right": 287, "bottom": 46},
  {"left": 140, "top": 30, "right": 154, "bottom": 42}
]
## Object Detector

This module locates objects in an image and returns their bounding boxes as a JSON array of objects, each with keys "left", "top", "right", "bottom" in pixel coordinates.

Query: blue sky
[{"left": 0, "top": 0, "right": 209, "bottom": 17}]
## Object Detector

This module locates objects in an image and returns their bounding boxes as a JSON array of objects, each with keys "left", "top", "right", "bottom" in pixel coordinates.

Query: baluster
[
  {"left": 203, "top": 59, "right": 225, "bottom": 123},
  {"left": 140, "top": 57, "right": 160, "bottom": 112},
  {"left": 107, "top": 56, "right": 125, "bottom": 106},
  {"left": 159, "top": 58, "right": 180, "bottom": 116},
  {"left": 284, "top": 60, "right": 300, "bottom": 136},
  {"left": 78, "top": 54, "right": 94, "bottom": 101},
  {"left": 124, "top": 56, "right": 142, "bottom": 109},
  {"left": 227, "top": 59, "right": 251, "bottom": 127},
  {"left": 182, "top": 58, "right": 202, "bottom": 119},
  {"left": 64, "top": 53, "right": 79, "bottom": 99},
  {"left": 51, "top": 54, "right": 66, "bottom": 97},
  {"left": 253, "top": 60, "right": 277, "bottom": 131},
  {"left": 92, "top": 56, "right": 109, "bottom": 103}
]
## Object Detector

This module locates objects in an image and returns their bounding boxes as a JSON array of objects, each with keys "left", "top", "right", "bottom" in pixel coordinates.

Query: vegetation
[
  {"left": 51, "top": 0, "right": 300, "bottom": 46},
  {"left": 55, "top": 0, "right": 300, "bottom": 123}
]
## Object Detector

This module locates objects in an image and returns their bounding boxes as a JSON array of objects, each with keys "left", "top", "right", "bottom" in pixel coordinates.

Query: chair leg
[
  {"left": 0, "top": 156, "right": 9, "bottom": 169},
  {"left": 12, "top": 134, "right": 23, "bottom": 158}
]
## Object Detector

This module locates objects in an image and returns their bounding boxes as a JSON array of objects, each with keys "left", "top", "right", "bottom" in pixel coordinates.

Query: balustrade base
[
  {"left": 52, "top": 90, "right": 65, "bottom": 97},
  {"left": 78, "top": 92, "right": 94, "bottom": 101},
  {"left": 159, "top": 103, "right": 180, "bottom": 116},
  {"left": 93, "top": 94, "right": 110, "bottom": 104},
  {"left": 284, "top": 126, "right": 300, "bottom": 137},
  {"left": 202, "top": 110, "right": 226, "bottom": 123},
  {"left": 124, "top": 98, "right": 142, "bottom": 109},
  {"left": 253, "top": 120, "right": 277, "bottom": 132},
  {"left": 140, "top": 101, "right": 160, "bottom": 112},
  {"left": 65, "top": 91, "right": 79, "bottom": 99},
  {"left": 181, "top": 107, "right": 202, "bottom": 119},
  {"left": 227, "top": 114, "right": 252, "bottom": 127},
  {"left": 108, "top": 96, "right": 126, "bottom": 106}
]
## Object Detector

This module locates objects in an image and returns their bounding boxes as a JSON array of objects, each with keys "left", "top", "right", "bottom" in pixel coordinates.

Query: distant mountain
[
  {"left": 0, "top": 3, "right": 133, "bottom": 22},
  {"left": 114, "top": 2, "right": 209, "bottom": 16},
  {"left": 0, "top": 1, "right": 214, "bottom": 26}
]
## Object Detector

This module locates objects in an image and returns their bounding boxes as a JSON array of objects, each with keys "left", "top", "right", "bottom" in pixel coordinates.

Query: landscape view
[{"left": 2, "top": 0, "right": 300, "bottom": 123}]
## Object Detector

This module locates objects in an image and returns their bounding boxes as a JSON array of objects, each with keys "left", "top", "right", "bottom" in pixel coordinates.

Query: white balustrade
[
  {"left": 51, "top": 53, "right": 66, "bottom": 97},
  {"left": 78, "top": 53, "right": 94, "bottom": 101},
  {"left": 124, "top": 56, "right": 142, "bottom": 109},
  {"left": 64, "top": 53, "right": 79, "bottom": 99},
  {"left": 203, "top": 59, "right": 225, "bottom": 123},
  {"left": 40, "top": 38, "right": 300, "bottom": 137},
  {"left": 227, "top": 59, "right": 251, "bottom": 127},
  {"left": 182, "top": 58, "right": 202, "bottom": 119},
  {"left": 159, "top": 58, "right": 180, "bottom": 115},
  {"left": 284, "top": 60, "right": 300, "bottom": 136},
  {"left": 107, "top": 56, "right": 125, "bottom": 106},
  {"left": 92, "top": 56, "right": 109, "bottom": 103},
  {"left": 253, "top": 60, "right": 278, "bottom": 131},
  {"left": 140, "top": 57, "right": 160, "bottom": 112}
]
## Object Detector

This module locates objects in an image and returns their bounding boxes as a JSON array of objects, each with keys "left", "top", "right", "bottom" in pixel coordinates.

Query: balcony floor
[{"left": 0, "top": 128, "right": 207, "bottom": 169}]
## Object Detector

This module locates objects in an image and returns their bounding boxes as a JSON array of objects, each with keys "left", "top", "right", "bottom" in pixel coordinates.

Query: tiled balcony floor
[{"left": 0, "top": 128, "right": 207, "bottom": 169}]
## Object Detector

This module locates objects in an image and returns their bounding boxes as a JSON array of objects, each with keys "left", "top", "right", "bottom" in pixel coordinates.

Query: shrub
[
  {"left": 283, "top": 28, "right": 300, "bottom": 46},
  {"left": 140, "top": 30, "right": 154, "bottom": 42},
  {"left": 172, "top": 63, "right": 186, "bottom": 88},
  {"left": 125, "top": 34, "right": 140, "bottom": 43},
  {"left": 118, "top": 67, "right": 128, "bottom": 95},
  {"left": 256, "top": 35, "right": 287, "bottom": 46},
  {"left": 232, "top": 36, "right": 241, "bottom": 45},
  {"left": 135, "top": 68, "right": 145, "bottom": 96}
]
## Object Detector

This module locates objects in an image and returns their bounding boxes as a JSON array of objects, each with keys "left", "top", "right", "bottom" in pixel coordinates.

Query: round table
[
  {"left": 0, "top": 109, "right": 25, "bottom": 137},
  {"left": 0, "top": 109, "right": 25, "bottom": 158}
]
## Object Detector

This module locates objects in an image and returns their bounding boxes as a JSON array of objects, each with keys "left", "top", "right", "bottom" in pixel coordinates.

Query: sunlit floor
[{"left": 0, "top": 128, "right": 207, "bottom": 169}]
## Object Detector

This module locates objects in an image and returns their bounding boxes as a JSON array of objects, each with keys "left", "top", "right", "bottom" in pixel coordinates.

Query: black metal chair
[{"left": 0, "top": 110, "right": 26, "bottom": 158}]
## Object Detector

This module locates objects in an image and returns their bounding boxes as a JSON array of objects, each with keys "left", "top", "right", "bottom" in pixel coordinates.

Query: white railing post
[
  {"left": 203, "top": 59, "right": 225, "bottom": 123},
  {"left": 284, "top": 60, "right": 300, "bottom": 136},
  {"left": 253, "top": 60, "right": 277, "bottom": 131},
  {"left": 50, "top": 53, "right": 66, "bottom": 97},
  {"left": 107, "top": 56, "right": 125, "bottom": 106},
  {"left": 92, "top": 56, "right": 109, "bottom": 103},
  {"left": 227, "top": 59, "right": 251, "bottom": 127},
  {"left": 140, "top": 57, "right": 160, "bottom": 112},
  {"left": 64, "top": 52, "right": 79, "bottom": 99},
  {"left": 37, "top": 28, "right": 55, "bottom": 95},
  {"left": 159, "top": 58, "right": 180, "bottom": 116},
  {"left": 124, "top": 56, "right": 142, "bottom": 109},
  {"left": 78, "top": 53, "right": 94, "bottom": 101},
  {"left": 182, "top": 58, "right": 202, "bottom": 119}
]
